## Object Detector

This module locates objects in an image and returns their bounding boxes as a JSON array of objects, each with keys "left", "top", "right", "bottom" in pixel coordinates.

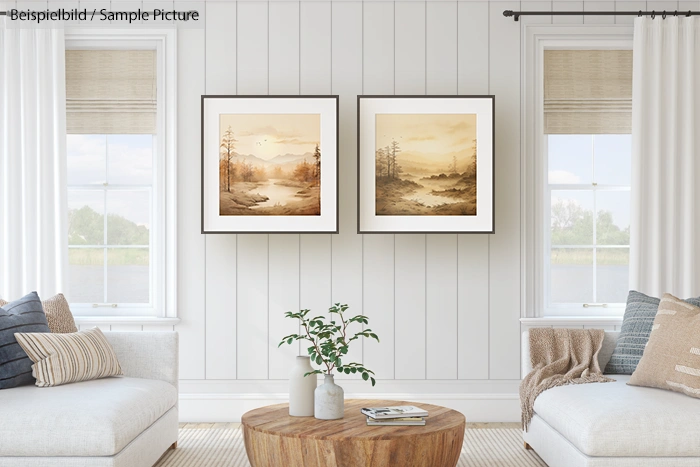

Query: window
[
  {"left": 546, "top": 134, "right": 631, "bottom": 313},
  {"left": 522, "top": 28, "right": 634, "bottom": 318},
  {"left": 67, "top": 134, "right": 154, "bottom": 311},
  {"left": 65, "top": 31, "right": 176, "bottom": 318}
]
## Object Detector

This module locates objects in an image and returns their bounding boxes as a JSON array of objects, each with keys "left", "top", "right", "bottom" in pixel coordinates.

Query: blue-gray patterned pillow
[
  {"left": 0, "top": 292, "right": 50, "bottom": 389},
  {"left": 605, "top": 290, "right": 700, "bottom": 374}
]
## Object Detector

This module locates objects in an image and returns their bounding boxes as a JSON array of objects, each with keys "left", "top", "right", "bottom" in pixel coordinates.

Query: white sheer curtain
[
  {"left": 0, "top": 25, "right": 68, "bottom": 300},
  {"left": 630, "top": 17, "right": 700, "bottom": 297}
]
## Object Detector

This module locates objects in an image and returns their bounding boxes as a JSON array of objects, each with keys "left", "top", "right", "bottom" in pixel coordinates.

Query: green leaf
[
  {"left": 316, "top": 355, "right": 323, "bottom": 365},
  {"left": 287, "top": 337, "right": 293, "bottom": 345},
  {"left": 351, "top": 368, "right": 357, "bottom": 374},
  {"left": 362, "top": 372, "right": 369, "bottom": 381},
  {"left": 344, "top": 367, "right": 351, "bottom": 374},
  {"left": 370, "top": 377, "right": 376, "bottom": 386},
  {"left": 335, "top": 358, "right": 342, "bottom": 367}
]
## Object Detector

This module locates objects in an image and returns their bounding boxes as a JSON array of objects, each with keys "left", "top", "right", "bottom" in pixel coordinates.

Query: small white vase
[
  {"left": 314, "top": 374, "right": 344, "bottom": 420},
  {"left": 289, "top": 356, "right": 316, "bottom": 417}
]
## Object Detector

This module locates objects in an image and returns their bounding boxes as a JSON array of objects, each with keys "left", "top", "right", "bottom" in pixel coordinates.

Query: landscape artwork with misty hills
[
  {"left": 375, "top": 113, "right": 477, "bottom": 216},
  {"left": 218, "top": 113, "right": 321, "bottom": 216}
]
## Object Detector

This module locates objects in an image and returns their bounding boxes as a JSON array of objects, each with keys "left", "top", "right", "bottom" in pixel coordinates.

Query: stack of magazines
[{"left": 361, "top": 405, "right": 428, "bottom": 426}]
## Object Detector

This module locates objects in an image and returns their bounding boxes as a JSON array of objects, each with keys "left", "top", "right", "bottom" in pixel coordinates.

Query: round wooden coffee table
[{"left": 241, "top": 399, "right": 465, "bottom": 467}]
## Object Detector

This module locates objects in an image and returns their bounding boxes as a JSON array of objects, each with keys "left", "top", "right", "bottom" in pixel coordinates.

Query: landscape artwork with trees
[
  {"left": 374, "top": 114, "right": 477, "bottom": 216},
  {"left": 218, "top": 113, "right": 322, "bottom": 216}
]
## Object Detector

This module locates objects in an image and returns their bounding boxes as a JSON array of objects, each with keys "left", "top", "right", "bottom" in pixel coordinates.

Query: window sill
[
  {"left": 520, "top": 316, "right": 622, "bottom": 327},
  {"left": 74, "top": 316, "right": 181, "bottom": 326}
]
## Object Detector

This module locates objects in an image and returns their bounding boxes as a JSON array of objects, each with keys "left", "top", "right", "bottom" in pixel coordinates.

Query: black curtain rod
[{"left": 504, "top": 9, "right": 700, "bottom": 21}]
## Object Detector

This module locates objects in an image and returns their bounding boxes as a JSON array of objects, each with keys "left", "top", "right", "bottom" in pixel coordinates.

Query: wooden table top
[{"left": 241, "top": 399, "right": 466, "bottom": 441}]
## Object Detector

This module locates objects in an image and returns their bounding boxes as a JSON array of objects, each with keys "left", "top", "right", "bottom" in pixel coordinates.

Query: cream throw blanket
[{"left": 520, "top": 328, "right": 615, "bottom": 431}]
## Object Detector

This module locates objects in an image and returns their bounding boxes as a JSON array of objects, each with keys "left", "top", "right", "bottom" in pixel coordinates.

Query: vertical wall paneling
[
  {"left": 269, "top": 1, "right": 302, "bottom": 363},
  {"left": 331, "top": 2, "right": 370, "bottom": 380},
  {"left": 236, "top": 235, "right": 269, "bottom": 379},
  {"left": 456, "top": 1, "right": 491, "bottom": 380},
  {"left": 176, "top": 1, "right": 206, "bottom": 379},
  {"left": 615, "top": 1, "right": 647, "bottom": 25},
  {"left": 583, "top": 1, "right": 615, "bottom": 24},
  {"left": 425, "top": 1, "right": 458, "bottom": 380},
  {"left": 552, "top": 1, "right": 584, "bottom": 24},
  {"left": 426, "top": 236, "right": 458, "bottom": 379},
  {"left": 394, "top": 2, "right": 426, "bottom": 94},
  {"left": 269, "top": 2, "right": 300, "bottom": 95},
  {"left": 268, "top": 235, "right": 301, "bottom": 379},
  {"left": 426, "top": 1, "right": 458, "bottom": 95},
  {"left": 298, "top": 1, "right": 334, "bottom": 371},
  {"left": 237, "top": 2, "right": 269, "bottom": 95},
  {"left": 362, "top": 1, "right": 397, "bottom": 380},
  {"left": 488, "top": 1, "right": 521, "bottom": 380},
  {"left": 392, "top": 1, "right": 427, "bottom": 381},
  {"left": 204, "top": 2, "right": 238, "bottom": 381},
  {"left": 300, "top": 2, "right": 332, "bottom": 95},
  {"left": 236, "top": 1, "right": 271, "bottom": 381}
]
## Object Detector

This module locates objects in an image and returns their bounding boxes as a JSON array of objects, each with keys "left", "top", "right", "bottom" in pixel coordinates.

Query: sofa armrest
[{"left": 103, "top": 332, "right": 179, "bottom": 391}]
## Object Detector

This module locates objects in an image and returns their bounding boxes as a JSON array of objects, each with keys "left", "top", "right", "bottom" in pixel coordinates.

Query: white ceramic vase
[
  {"left": 314, "top": 374, "right": 344, "bottom": 420},
  {"left": 289, "top": 356, "right": 316, "bottom": 417}
]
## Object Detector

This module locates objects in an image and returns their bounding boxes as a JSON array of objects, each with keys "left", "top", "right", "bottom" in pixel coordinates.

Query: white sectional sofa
[
  {"left": 522, "top": 330, "right": 700, "bottom": 466},
  {"left": 0, "top": 332, "right": 179, "bottom": 467}
]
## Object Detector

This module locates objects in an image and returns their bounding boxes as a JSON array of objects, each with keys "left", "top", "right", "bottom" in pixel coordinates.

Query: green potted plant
[{"left": 279, "top": 303, "right": 379, "bottom": 420}]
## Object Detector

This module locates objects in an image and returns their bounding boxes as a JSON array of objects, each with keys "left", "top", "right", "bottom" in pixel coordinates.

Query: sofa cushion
[
  {"left": 534, "top": 375, "right": 700, "bottom": 457},
  {"left": 0, "top": 377, "right": 177, "bottom": 457}
]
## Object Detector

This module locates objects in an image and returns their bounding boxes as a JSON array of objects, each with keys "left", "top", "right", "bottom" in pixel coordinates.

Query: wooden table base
[{"left": 242, "top": 400, "right": 465, "bottom": 467}]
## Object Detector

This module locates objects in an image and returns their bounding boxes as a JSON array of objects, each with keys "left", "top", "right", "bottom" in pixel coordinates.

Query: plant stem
[{"left": 302, "top": 321, "right": 331, "bottom": 374}]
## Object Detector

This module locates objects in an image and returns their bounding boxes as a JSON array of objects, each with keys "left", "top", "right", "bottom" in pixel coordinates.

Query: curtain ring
[
  {"left": 651, "top": 10, "right": 656, "bottom": 19},
  {"left": 662, "top": 11, "right": 667, "bottom": 19},
  {"left": 674, "top": 10, "right": 678, "bottom": 17},
  {"left": 638, "top": 10, "right": 643, "bottom": 17},
  {"left": 687, "top": 10, "right": 692, "bottom": 17}
]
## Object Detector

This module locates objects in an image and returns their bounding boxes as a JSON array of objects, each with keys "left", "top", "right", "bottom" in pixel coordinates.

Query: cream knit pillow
[
  {"left": 0, "top": 294, "right": 77, "bottom": 333},
  {"left": 14, "top": 327, "right": 123, "bottom": 387},
  {"left": 628, "top": 293, "right": 700, "bottom": 398}
]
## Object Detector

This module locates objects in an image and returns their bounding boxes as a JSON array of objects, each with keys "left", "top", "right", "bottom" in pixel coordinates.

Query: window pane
[
  {"left": 593, "top": 135, "right": 631, "bottom": 186},
  {"left": 551, "top": 248, "right": 593, "bottom": 304},
  {"left": 596, "top": 248, "right": 630, "bottom": 303},
  {"left": 68, "top": 248, "right": 104, "bottom": 303},
  {"left": 548, "top": 135, "right": 592, "bottom": 184},
  {"left": 68, "top": 191, "right": 104, "bottom": 245},
  {"left": 107, "top": 135, "right": 154, "bottom": 185},
  {"left": 106, "top": 191, "right": 150, "bottom": 245},
  {"left": 551, "top": 190, "right": 594, "bottom": 245},
  {"left": 596, "top": 191, "right": 630, "bottom": 245},
  {"left": 106, "top": 248, "right": 149, "bottom": 304},
  {"left": 67, "top": 135, "right": 106, "bottom": 185}
]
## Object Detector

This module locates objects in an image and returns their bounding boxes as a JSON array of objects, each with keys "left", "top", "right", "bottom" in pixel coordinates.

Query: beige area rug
[{"left": 156, "top": 424, "right": 546, "bottom": 467}]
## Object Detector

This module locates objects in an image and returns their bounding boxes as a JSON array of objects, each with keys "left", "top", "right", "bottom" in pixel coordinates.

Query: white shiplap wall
[{"left": 77, "top": 0, "right": 692, "bottom": 422}]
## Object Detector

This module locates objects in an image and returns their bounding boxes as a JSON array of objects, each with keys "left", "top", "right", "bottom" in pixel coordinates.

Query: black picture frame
[{"left": 357, "top": 95, "right": 495, "bottom": 234}]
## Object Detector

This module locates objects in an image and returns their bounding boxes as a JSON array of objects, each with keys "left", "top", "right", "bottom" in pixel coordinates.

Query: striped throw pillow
[
  {"left": 629, "top": 294, "right": 700, "bottom": 399},
  {"left": 0, "top": 292, "right": 51, "bottom": 389},
  {"left": 15, "top": 327, "right": 123, "bottom": 387}
]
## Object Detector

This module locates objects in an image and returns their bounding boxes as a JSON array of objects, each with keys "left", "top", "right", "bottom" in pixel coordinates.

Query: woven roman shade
[
  {"left": 66, "top": 50, "right": 156, "bottom": 134},
  {"left": 544, "top": 50, "right": 632, "bottom": 134}
]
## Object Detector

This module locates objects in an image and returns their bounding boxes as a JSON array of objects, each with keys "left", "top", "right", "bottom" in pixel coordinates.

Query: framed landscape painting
[
  {"left": 202, "top": 95, "right": 339, "bottom": 233},
  {"left": 357, "top": 95, "right": 495, "bottom": 233}
]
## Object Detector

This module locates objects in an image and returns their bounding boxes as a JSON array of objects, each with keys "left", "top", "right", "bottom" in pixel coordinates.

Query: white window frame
[
  {"left": 521, "top": 25, "right": 633, "bottom": 319},
  {"left": 65, "top": 29, "right": 177, "bottom": 321}
]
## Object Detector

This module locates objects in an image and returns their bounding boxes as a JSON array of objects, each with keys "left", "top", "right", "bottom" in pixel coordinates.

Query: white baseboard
[{"left": 179, "top": 392, "right": 520, "bottom": 423}]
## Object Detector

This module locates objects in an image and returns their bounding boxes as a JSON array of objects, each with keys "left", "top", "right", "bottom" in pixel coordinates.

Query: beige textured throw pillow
[
  {"left": 41, "top": 294, "right": 78, "bottom": 333},
  {"left": 14, "top": 327, "right": 123, "bottom": 387},
  {"left": 0, "top": 294, "right": 77, "bottom": 333},
  {"left": 628, "top": 293, "right": 700, "bottom": 398}
]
